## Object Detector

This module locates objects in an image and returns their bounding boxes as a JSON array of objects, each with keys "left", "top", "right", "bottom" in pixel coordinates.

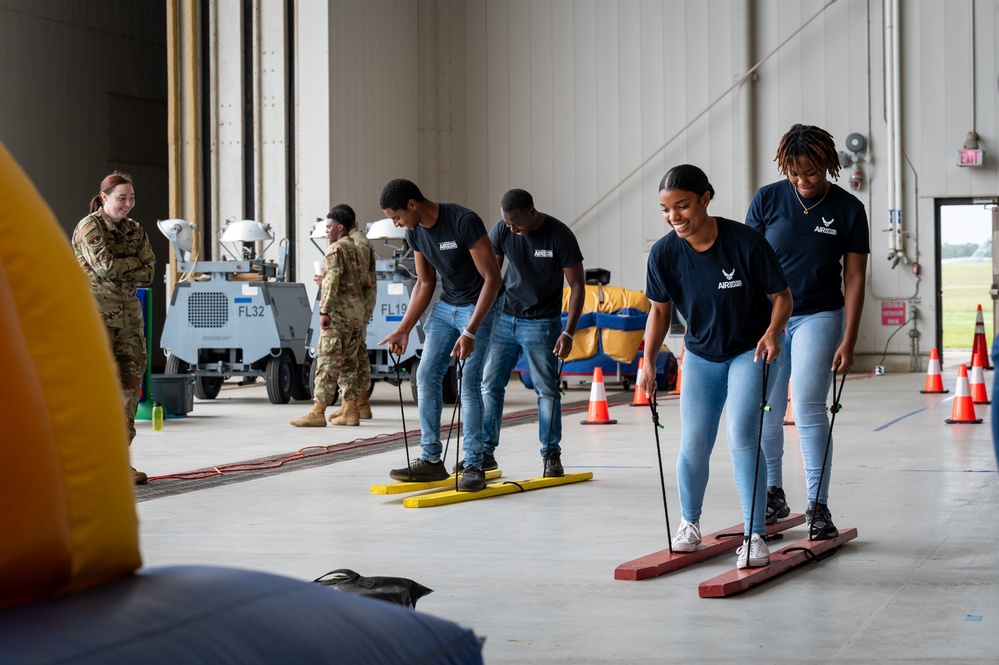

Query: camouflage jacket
[
  {"left": 350, "top": 226, "right": 377, "bottom": 318},
  {"left": 71, "top": 212, "right": 155, "bottom": 330},
  {"left": 319, "top": 234, "right": 365, "bottom": 333}
]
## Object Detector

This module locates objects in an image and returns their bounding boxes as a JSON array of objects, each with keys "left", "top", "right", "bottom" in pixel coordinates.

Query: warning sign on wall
[{"left": 881, "top": 301, "right": 906, "bottom": 326}]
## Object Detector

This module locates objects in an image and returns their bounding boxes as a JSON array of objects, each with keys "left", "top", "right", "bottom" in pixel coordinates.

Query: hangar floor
[{"left": 132, "top": 357, "right": 998, "bottom": 664}]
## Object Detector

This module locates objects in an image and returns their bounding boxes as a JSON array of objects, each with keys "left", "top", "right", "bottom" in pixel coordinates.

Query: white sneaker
[
  {"left": 671, "top": 518, "right": 701, "bottom": 553},
  {"left": 736, "top": 533, "right": 770, "bottom": 569}
]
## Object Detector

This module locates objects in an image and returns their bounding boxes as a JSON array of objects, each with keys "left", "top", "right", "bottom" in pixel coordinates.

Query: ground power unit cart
[{"left": 159, "top": 218, "right": 313, "bottom": 404}]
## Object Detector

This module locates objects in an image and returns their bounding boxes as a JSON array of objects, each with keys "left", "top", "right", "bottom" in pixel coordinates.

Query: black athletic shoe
[
  {"left": 454, "top": 452, "right": 498, "bottom": 473},
  {"left": 806, "top": 502, "right": 839, "bottom": 540},
  {"left": 543, "top": 451, "right": 564, "bottom": 478},
  {"left": 390, "top": 458, "right": 448, "bottom": 482},
  {"left": 765, "top": 486, "right": 791, "bottom": 524},
  {"left": 457, "top": 465, "right": 486, "bottom": 492}
]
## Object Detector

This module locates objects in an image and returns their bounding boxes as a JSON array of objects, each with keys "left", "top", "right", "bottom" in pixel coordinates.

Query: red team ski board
[
  {"left": 614, "top": 514, "right": 806, "bottom": 581},
  {"left": 698, "top": 527, "right": 858, "bottom": 597}
]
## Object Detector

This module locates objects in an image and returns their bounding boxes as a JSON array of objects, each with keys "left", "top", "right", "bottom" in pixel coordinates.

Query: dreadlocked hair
[{"left": 774, "top": 124, "right": 841, "bottom": 180}]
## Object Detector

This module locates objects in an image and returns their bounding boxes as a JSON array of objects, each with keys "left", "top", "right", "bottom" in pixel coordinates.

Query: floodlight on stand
[
  {"left": 156, "top": 218, "right": 196, "bottom": 261},
  {"left": 218, "top": 218, "right": 274, "bottom": 261},
  {"left": 220, "top": 219, "right": 273, "bottom": 242}
]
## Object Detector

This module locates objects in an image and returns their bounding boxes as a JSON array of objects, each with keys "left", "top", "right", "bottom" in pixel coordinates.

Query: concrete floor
[{"left": 132, "top": 358, "right": 998, "bottom": 664}]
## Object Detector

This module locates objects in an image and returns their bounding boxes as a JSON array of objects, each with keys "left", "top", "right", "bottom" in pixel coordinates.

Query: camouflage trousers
[
  {"left": 337, "top": 323, "right": 371, "bottom": 397},
  {"left": 314, "top": 322, "right": 363, "bottom": 405},
  {"left": 107, "top": 324, "right": 147, "bottom": 445}
]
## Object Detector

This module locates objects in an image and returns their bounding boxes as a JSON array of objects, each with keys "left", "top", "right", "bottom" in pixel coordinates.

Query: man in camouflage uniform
[
  {"left": 324, "top": 204, "right": 377, "bottom": 422},
  {"left": 291, "top": 206, "right": 367, "bottom": 427},
  {"left": 71, "top": 172, "right": 155, "bottom": 484}
]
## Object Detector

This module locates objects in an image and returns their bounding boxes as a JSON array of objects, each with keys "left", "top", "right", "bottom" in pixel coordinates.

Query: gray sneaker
[
  {"left": 765, "top": 486, "right": 791, "bottom": 524},
  {"left": 389, "top": 458, "right": 448, "bottom": 482},
  {"left": 736, "top": 533, "right": 770, "bottom": 569},
  {"left": 671, "top": 518, "right": 701, "bottom": 553},
  {"left": 457, "top": 466, "right": 486, "bottom": 492}
]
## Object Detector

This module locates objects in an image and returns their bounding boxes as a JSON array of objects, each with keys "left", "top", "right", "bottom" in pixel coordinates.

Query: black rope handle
[
  {"left": 542, "top": 358, "right": 566, "bottom": 478},
  {"left": 810, "top": 372, "right": 847, "bottom": 540},
  {"left": 648, "top": 389, "right": 673, "bottom": 554},
  {"left": 443, "top": 359, "right": 465, "bottom": 491},
  {"left": 390, "top": 351, "right": 413, "bottom": 481},
  {"left": 745, "top": 358, "right": 772, "bottom": 552}
]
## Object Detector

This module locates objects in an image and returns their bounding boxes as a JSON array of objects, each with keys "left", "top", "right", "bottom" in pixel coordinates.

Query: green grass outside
[{"left": 940, "top": 262, "right": 993, "bottom": 349}]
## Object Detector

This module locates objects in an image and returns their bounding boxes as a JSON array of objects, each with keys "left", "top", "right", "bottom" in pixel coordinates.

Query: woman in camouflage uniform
[{"left": 71, "top": 171, "right": 156, "bottom": 485}]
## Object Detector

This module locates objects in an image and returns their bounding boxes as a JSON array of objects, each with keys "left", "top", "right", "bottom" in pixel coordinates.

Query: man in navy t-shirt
[
  {"left": 378, "top": 179, "right": 503, "bottom": 491},
  {"left": 477, "top": 189, "right": 585, "bottom": 477}
]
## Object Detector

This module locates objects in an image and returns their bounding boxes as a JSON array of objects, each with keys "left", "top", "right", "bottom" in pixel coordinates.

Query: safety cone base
[
  {"left": 581, "top": 418, "right": 618, "bottom": 425},
  {"left": 402, "top": 471, "right": 593, "bottom": 508},
  {"left": 919, "top": 389, "right": 949, "bottom": 394},
  {"left": 945, "top": 416, "right": 983, "bottom": 424},
  {"left": 614, "top": 514, "right": 805, "bottom": 581},
  {"left": 370, "top": 469, "right": 503, "bottom": 495},
  {"left": 697, "top": 527, "right": 858, "bottom": 597}
]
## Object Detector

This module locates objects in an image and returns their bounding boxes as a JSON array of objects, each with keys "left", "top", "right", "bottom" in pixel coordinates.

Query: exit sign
[{"left": 957, "top": 149, "right": 984, "bottom": 167}]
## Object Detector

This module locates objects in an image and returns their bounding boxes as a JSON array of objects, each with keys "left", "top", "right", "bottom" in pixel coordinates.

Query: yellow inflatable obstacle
[{"left": 0, "top": 141, "right": 140, "bottom": 610}]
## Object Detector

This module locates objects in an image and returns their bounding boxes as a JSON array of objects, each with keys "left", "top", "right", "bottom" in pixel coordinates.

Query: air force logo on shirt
[
  {"left": 439, "top": 241, "right": 459, "bottom": 250},
  {"left": 814, "top": 216, "right": 838, "bottom": 235},
  {"left": 534, "top": 249, "right": 554, "bottom": 258},
  {"left": 718, "top": 268, "right": 743, "bottom": 290}
]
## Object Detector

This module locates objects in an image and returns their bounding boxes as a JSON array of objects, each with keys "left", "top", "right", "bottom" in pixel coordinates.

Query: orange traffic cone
[
  {"left": 668, "top": 342, "right": 683, "bottom": 395},
  {"left": 629, "top": 358, "right": 650, "bottom": 407},
  {"left": 970, "top": 352, "right": 991, "bottom": 405},
  {"left": 783, "top": 385, "right": 795, "bottom": 426},
  {"left": 920, "top": 348, "right": 949, "bottom": 394},
  {"left": 945, "top": 364, "right": 982, "bottom": 424},
  {"left": 971, "top": 304, "right": 992, "bottom": 370},
  {"left": 581, "top": 367, "right": 618, "bottom": 425}
]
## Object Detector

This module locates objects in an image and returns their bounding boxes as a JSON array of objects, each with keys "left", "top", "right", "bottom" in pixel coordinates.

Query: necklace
[{"left": 791, "top": 181, "right": 830, "bottom": 215}]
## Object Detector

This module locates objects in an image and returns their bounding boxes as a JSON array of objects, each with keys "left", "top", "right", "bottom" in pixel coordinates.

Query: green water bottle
[{"left": 152, "top": 401, "right": 164, "bottom": 432}]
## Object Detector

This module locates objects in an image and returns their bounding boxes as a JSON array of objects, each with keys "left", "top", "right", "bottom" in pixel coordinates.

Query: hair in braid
[{"left": 774, "top": 124, "right": 841, "bottom": 179}]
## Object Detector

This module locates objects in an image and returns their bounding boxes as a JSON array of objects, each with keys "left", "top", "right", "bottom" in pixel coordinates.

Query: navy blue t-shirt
[
  {"left": 489, "top": 215, "right": 584, "bottom": 319},
  {"left": 645, "top": 217, "right": 788, "bottom": 362},
  {"left": 406, "top": 203, "right": 491, "bottom": 307},
  {"left": 746, "top": 181, "right": 869, "bottom": 316}
]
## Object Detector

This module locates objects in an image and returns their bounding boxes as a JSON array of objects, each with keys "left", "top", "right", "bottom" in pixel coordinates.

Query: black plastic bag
[{"left": 313, "top": 569, "right": 433, "bottom": 609}]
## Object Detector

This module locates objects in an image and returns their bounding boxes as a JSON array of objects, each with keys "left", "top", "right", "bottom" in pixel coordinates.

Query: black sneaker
[
  {"left": 543, "top": 451, "right": 564, "bottom": 478},
  {"left": 457, "top": 466, "right": 486, "bottom": 491},
  {"left": 765, "top": 486, "right": 790, "bottom": 524},
  {"left": 390, "top": 458, "right": 448, "bottom": 482},
  {"left": 454, "top": 452, "right": 498, "bottom": 473},
  {"left": 806, "top": 502, "right": 839, "bottom": 540}
]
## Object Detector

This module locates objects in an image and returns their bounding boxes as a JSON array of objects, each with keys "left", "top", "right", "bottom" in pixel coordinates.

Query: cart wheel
[
  {"left": 409, "top": 358, "right": 420, "bottom": 404},
  {"left": 266, "top": 353, "right": 293, "bottom": 404},
  {"left": 194, "top": 376, "right": 223, "bottom": 400},
  {"left": 290, "top": 358, "right": 313, "bottom": 401},
  {"left": 164, "top": 354, "right": 188, "bottom": 376}
]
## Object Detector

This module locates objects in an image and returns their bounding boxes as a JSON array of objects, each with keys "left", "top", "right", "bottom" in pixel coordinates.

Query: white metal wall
[{"left": 206, "top": 0, "right": 999, "bottom": 370}]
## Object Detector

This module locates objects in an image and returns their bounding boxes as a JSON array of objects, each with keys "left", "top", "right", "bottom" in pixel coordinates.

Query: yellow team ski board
[
  {"left": 369, "top": 469, "right": 504, "bottom": 495},
  {"left": 402, "top": 471, "right": 594, "bottom": 508}
]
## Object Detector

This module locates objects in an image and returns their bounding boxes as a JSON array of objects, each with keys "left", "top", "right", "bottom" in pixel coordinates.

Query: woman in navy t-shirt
[
  {"left": 746, "top": 124, "right": 870, "bottom": 541},
  {"left": 638, "top": 164, "right": 792, "bottom": 569}
]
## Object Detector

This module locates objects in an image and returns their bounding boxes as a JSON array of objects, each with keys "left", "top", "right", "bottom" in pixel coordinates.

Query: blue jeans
[
  {"left": 416, "top": 297, "right": 501, "bottom": 468},
  {"left": 678, "top": 342, "right": 783, "bottom": 536},
  {"left": 760, "top": 308, "right": 845, "bottom": 505},
  {"left": 481, "top": 313, "right": 563, "bottom": 458}
]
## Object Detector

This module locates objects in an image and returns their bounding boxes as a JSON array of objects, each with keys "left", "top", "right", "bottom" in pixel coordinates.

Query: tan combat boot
[
  {"left": 329, "top": 399, "right": 360, "bottom": 426},
  {"left": 357, "top": 391, "right": 372, "bottom": 420},
  {"left": 290, "top": 401, "right": 328, "bottom": 427}
]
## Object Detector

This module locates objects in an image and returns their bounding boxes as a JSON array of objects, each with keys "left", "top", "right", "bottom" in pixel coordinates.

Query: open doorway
[{"left": 936, "top": 199, "right": 996, "bottom": 367}]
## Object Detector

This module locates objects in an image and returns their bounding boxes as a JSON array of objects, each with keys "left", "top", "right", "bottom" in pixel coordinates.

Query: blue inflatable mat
[{"left": 0, "top": 566, "right": 482, "bottom": 665}]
